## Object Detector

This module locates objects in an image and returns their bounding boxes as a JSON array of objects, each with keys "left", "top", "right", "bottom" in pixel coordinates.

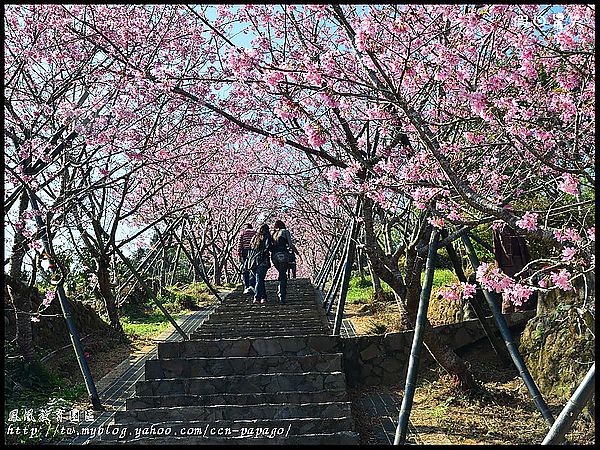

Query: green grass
[
  {"left": 345, "top": 270, "right": 458, "bottom": 305},
  {"left": 424, "top": 268, "right": 459, "bottom": 290},
  {"left": 120, "top": 310, "right": 188, "bottom": 338},
  {"left": 4, "top": 347, "right": 91, "bottom": 444},
  {"left": 346, "top": 275, "right": 381, "bottom": 304},
  {"left": 119, "top": 281, "right": 220, "bottom": 338}
]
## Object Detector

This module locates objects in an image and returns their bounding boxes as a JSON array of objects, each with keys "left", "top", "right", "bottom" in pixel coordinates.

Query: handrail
[{"left": 332, "top": 199, "right": 363, "bottom": 335}]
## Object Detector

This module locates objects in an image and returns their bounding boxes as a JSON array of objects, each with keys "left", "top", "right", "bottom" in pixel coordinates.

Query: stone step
[
  {"left": 216, "top": 304, "right": 318, "bottom": 311},
  {"left": 193, "top": 325, "right": 328, "bottom": 335},
  {"left": 208, "top": 309, "right": 323, "bottom": 316},
  {"left": 98, "top": 431, "right": 360, "bottom": 445},
  {"left": 158, "top": 335, "right": 340, "bottom": 358},
  {"left": 201, "top": 318, "right": 325, "bottom": 327},
  {"left": 114, "top": 401, "right": 353, "bottom": 424},
  {"left": 144, "top": 354, "right": 342, "bottom": 379},
  {"left": 203, "top": 318, "right": 324, "bottom": 326},
  {"left": 99, "top": 417, "right": 356, "bottom": 443},
  {"left": 200, "top": 320, "right": 326, "bottom": 329},
  {"left": 126, "top": 389, "right": 349, "bottom": 410},
  {"left": 191, "top": 330, "right": 329, "bottom": 339},
  {"left": 135, "top": 371, "right": 347, "bottom": 396}
]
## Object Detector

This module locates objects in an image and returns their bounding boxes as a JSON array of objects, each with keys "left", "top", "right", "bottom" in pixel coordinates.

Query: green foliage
[
  {"left": 468, "top": 225, "right": 495, "bottom": 262},
  {"left": 435, "top": 247, "right": 454, "bottom": 269},
  {"left": 163, "top": 282, "right": 215, "bottom": 310},
  {"left": 347, "top": 276, "right": 373, "bottom": 304},
  {"left": 421, "top": 268, "right": 459, "bottom": 290},
  {"left": 354, "top": 276, "right": 373, "bottom": 289},
  {"left": 5, "top": 352, "right": 62, "bottom": 399},
  {"left": 4, "top": 342, "right": 89, "bottom": 444},
  {"left": 120, "top": 310, "right": 187, "bottom": 338},
  {"left": 346, "top": 274, "right": 393, "bottom": 304}
]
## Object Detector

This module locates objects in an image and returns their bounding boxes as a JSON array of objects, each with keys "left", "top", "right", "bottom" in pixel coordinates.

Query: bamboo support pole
[
  {"left": 542, "top": 363, "right": 595, "bottom": 445},
  {"left": 461, "top": 235, "right": 555, "bottom": 427},
  {"left": 112, "top": 243, "right": 189, "bottom": 340},
  {"left": 28, "top": 192, "right": 103, "bottom": 410},
  {"left": 442, "top": 230, "right": 509, "bottom": 362},
  {"left": 394, "top": 228, "right": 439, "bottom": 444}
]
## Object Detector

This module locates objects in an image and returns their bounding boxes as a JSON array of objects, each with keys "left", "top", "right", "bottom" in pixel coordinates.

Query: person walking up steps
[
  {"left": 238, "top": 223, "right": 257, "bottom": 294},
  {"left": 271, "top": 220, "right": 297, "bottom": 304},
  {"left": 248, "top": 224, "right": 274, "bottom": 305}
]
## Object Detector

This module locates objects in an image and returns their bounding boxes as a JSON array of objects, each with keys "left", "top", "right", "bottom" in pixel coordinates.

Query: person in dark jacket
[
  {"left": 271, "top": 220, "right": 297, "bottom": 304},
  {"left": 237, "top": 223, "right": 256, "bottom": 294},
  {"left": 493, "top": 223, "right": 536, "bottom": 313},
  {"left": 249, "top": 224, "right": 274, "bottom": 305}
]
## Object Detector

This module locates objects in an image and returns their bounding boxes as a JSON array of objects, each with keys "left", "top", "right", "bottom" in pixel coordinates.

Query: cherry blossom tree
[{"left": 4, "top": 5, "right": 594, "bottom": 389}]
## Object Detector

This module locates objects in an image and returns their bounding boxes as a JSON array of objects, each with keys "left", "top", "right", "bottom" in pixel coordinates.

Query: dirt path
[{"left": 349, "top": 339, "right": 595, "bottom": 445}]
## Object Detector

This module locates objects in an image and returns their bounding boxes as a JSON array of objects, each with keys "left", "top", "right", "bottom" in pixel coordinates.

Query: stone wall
[
  {"left": 427, "top": 291, "right": 470, "bottom": 326},
  {"left": 519, "top": 275, "right": 595, "bottom": 403},
  {"left": 341, "top": 312, "right": 534, "bottom": 387}
]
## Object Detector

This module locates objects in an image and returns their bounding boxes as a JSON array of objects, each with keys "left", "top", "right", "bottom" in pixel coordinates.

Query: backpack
[
  {"left": 271, "top": 234, "right": 291, "bottom": 271},
  {"left": 245, "top": 243, "right": 269, "bottom": 271},
  {"left": 272, "top": 251, "right": 290, "bottom": 269}
]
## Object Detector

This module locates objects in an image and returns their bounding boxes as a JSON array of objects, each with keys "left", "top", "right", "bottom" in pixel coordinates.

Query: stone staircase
[{"left": 100, "top": 278, "right": 359, "bottom": 444}]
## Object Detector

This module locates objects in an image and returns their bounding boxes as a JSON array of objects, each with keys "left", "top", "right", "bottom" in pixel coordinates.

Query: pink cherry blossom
[
  {"left": 550, "top": 269, "right": 572, "bottom": 291},
  {"left": 42, "top": 290, "right": 56, "bottom": 307},
  {"left": 461, "top": 283, "right": 476, "bottom": 300},
  {"left": 515, "top": 212, "right": 538, "bottom": 231},
  {"left": 557, "top": 173, "right": 579, "bottom": 195},
  {"left": 561, "top": 247, "right": 577, "bottom": 262},
  {"left": 28, "top": 240, "right": 43, "bottom": 252},
  {"left": 504, "top": 283, "right": 534, "bottom": 307},
  {"left": 554, "top": 228, "right": 581, "bottom": 243},
  {"left": 428, "top": 217, "right": 445, "bottom": 229}
]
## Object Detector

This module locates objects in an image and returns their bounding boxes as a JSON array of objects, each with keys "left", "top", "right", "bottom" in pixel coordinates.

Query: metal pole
[
  {"left": 315, "top": 241, "right": 337, "bottom": 290},
  {"left": 394, "top": 228, "right": 439, "bottom": 444},
  {"left": 461, "top": 235, "right": 555, "bottom": 427},
  {"left": 314, "top": 238, "right": 335, "bottom": 288},
  {"left": 323, "top": 224, "right": 351, "bottom": 310},
  {"left": 332, "top": 201, "right": 362, "bottom": 335},
  {"left": 324, "top": 235, "right": 349, "bottom": 313},
  {"left": 112, "top": 244, "right": 189, "bottom": 340},
  {"left": 116, "top": 218, "right": 184, "bottom": 300},
  {"left": 467, "top": 232, "right": 494, "bottom": 253},
  {"left": 316, "top": 222, "right": 349, "bottom": 291},
  {"left": 28, "top": 192, "right": 103, "bottom": 411},
  {"left": 542, "top": 363, "right": 595, "bottom": 445}
]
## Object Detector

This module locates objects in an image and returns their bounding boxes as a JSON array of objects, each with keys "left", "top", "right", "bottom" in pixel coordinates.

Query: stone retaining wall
[{"left": 341, "top": 311, "right": 534, "bottom": 387}]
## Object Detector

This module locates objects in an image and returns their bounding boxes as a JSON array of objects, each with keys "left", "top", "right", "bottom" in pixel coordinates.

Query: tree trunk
[
  {"left": 213, "top": 257, "right": 222, "bottom": 286},
  {"left": 7, "top": 191, "right": 35, "bottom": 361},
  {"left": 368, "top": 258, "right": 383, "bottom": 295},
  {"left": 96, "top": 254, "right": 122, "bottom": 332},
  {"left": 357, "top": 248, "right": 366, "bottom": 281},
  {"left": 361, "top": 197, "right": 477, "bottom": 391}
]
